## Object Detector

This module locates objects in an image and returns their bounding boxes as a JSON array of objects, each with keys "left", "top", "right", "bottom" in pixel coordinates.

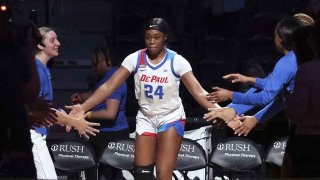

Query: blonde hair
[
  {"left": 36, "top": 27, "right": 54, "bottom": 53},
  {"left": 294, "top": 13, "right": 315, "bottom": 26},
  {"left": 38, "top": 27, "right": 54, "bottom": 39}
]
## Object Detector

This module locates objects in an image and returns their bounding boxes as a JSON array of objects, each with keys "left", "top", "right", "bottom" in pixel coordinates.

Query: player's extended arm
[
  {"left": 66, "top": 66, "right": 130, "bottom": 116},
  {"left": 181, "top": 71, "right": 220, "bottom": 109}
]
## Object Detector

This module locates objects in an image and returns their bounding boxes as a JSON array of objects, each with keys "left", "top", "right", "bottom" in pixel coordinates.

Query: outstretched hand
[
  {"left": 26, "top": 96, "right": 57, "bottom": 127},
  {"left": 61, "top": 111, "right": 100, "bottom": 138},
  {"left": 65, "top": 104, "right": 85, "bottom": 132},
  {"left": 73, "top": 112, "right": 100, "bottom": 139},
  {"left": 233, "top": 116, "right": 258, "bottom": 136},
  {"left": 226, "top": 117, "right": 243, "bottom": 130},
  {"left": 223, "top": 73, "right": 247, "bottom": 83},
  {"left": 65, "top": 104, "right": 85, "bottom": 118},
  {"left": 223, "top": 73, "right": 254, "bottom": 85},
  {"left": 203, "top": 107, "right": 236, "bottom": 124},
  {"left": 204, "top": 108, "right": 242, "bottom": 130},
  {"left": 206, "top": 87, "right": 233, "bottom": 103}
]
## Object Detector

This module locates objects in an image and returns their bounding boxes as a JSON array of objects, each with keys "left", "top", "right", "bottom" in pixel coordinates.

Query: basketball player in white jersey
[{"left": 67, "top": 18, "right": 241, "bottom": 180}]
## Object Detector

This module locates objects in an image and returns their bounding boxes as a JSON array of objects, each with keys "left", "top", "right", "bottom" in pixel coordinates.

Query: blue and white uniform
[{"left": 121, "top": 48, "right": 192, "bottom": 137}]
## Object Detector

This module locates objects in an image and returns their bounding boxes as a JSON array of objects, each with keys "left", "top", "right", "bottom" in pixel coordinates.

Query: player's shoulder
[{"left": 123, "top": 51, "right": 139, "bottom": 63}]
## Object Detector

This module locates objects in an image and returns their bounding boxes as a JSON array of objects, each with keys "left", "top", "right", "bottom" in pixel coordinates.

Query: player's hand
[
  {"left": 233, "top": 116, "right": 258, "bottom": 136},
  {"left": 74, "top": 113, "right": 100, "bottom": 139},
  {"left": 58, "top": 109, "right": 72, "bottom": 132},
  {"left": 226, "top": 117, "right": 243, "bottom": 130},
  {"left": 203, "top": 107, "right": 236, "bottom": 124},
  {"left": 65, "top": 103, "right": 84, "bottom": 132},
  {"left": 206, "top": 87, "right": 233, "bottom": 103},
  {"left": 65, "top": 104, "right": 85, "bottom": 118}
]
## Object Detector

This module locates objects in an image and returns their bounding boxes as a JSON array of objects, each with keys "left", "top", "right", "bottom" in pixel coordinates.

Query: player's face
[
  {"left": 145, "top": 29, "right": 166, "bottom": 56},
  {"left": 92, "top": 51, "right": 111, "bottom": 75},
  {"left": 41, "top": 31, "right": 60, "bottom": 58}
]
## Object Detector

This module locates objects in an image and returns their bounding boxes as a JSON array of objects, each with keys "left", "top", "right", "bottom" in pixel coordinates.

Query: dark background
[{"left": 5, "top": 1, "right": 320, "bottom": 176}]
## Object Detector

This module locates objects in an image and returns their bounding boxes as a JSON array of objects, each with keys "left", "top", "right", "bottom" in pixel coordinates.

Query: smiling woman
[{"left": 29, "top": 27, "right": 100, "bottom": 179}]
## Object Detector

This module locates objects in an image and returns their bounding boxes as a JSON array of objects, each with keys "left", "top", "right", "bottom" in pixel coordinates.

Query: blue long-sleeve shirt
[
  {"left": 254, "top": 97, "right": 284, "bottom": 122},
  {"left": 230, "top": 51, "right": 297, "bottom": 122},
  {"left": 232, "top": 51, "right": 297, "bottom": 106}
]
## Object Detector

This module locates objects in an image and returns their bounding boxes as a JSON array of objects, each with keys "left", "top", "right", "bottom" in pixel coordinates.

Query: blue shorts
[{"left": 157, "top": 119, "right": 185, "bottom": 137}]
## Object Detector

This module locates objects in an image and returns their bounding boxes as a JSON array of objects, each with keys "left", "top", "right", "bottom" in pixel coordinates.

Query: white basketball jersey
[
  {"left": 122, "top": 48, "right": 192, "bottom": 122},
  {"left": 134, "top": 48, "right": 182, "bottom": 116}
]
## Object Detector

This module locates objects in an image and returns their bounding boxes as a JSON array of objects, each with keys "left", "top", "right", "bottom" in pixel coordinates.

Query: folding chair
[
  {"left": 173, "top": 138, "right": 208, "bottom": 180},
  {"left": 48, "top": 140, "right": 96, "bottom": 179},
  {"left": 99, "top": 138, "right": 135, "bottom": 179},
  {"left": 264, "top": 137, "right": 288, "bottom": 178},
  {"left": 265, "top": 136, "right": 288, "bottom": 166},
  {"left": 209, "top": 137, "right": 264, "bottom": 179}
]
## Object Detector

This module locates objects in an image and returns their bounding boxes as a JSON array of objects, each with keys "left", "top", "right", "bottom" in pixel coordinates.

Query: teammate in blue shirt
[
  {"left": 71, "top": 47, "right": 129, "bottom": 180},
  {"left": 31, "top": 27, "right": 100, "bottom": 179},
  {"left": 204, "top": 13, "right": 314, "bottom": 136}
]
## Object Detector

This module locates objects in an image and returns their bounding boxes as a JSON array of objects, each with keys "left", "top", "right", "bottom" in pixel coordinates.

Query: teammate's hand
[
  {"left": 58, "top": 109, "right": 73, "bottom": 132},
  {"left": 203, "top": 107, "right": 236, "bottom": 123},
  {"left": 226, "top": 117, "right": 242, "bottom": 130},
  {"left": 223, "top": 73, "right": 255, "bottom": 85},
  {"left": 206, "top": 87, "right": 233, "bottom": 103},
  {"left": 233, "top": 116, "right": 258, "bottom": 136},
  {"left": 73, "top": 112, "right": 100, "bottom": 139},
  {"left": 65, "top": 104, "right": 85, "bottom": 118}
]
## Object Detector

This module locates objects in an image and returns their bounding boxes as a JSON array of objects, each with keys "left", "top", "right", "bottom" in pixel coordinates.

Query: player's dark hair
[
  {"left": 92, "top": 47, "right": 112, "bottom": 67},
  {"left": 292, "top": 25, "right": 315, "bottom": 65},
  {"left": 143, "top": 18, "right": 171, "bottom": 37},
  {"left": 275, "top": 16, "right": 302, "bottom": 51}
]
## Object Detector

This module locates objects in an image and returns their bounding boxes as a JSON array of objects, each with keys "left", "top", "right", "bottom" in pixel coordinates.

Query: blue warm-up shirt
[
  {"left": 33, "top": 59, "right": 53, "bottom": 135},
  {"left": 230, "top": 51, "right": 297, "bottom": 122},
  {"left": 91, "top": 67, "right": 129, "bottom": 132}
]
